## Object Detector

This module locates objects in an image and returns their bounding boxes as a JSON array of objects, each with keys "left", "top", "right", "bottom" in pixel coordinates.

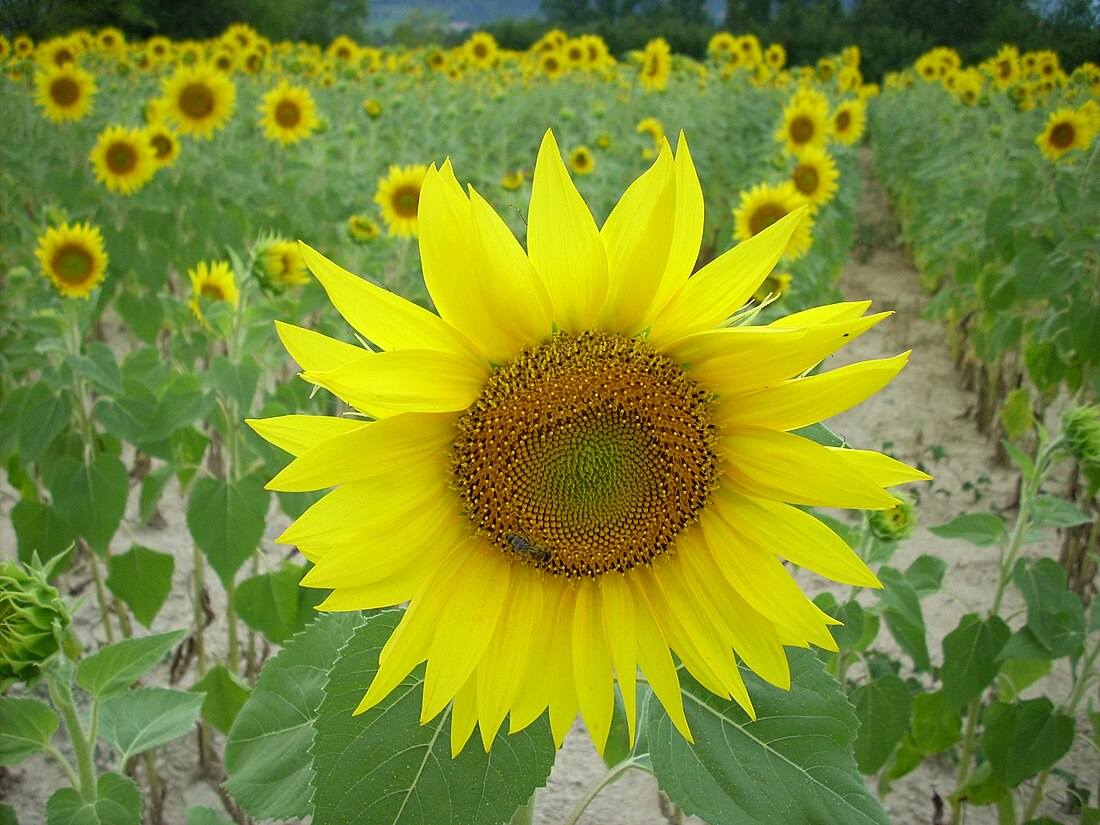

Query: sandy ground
[{"left": 2, "top": 153, "right": 1097, "bottom": 825}]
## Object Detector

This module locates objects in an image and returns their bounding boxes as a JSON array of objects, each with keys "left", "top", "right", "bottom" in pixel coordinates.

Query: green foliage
[
  {"left": 45, "top": 773, "right": 142, "bottom": 825},
  {"left": 235, "top": 562, "right": 328, "bottom": 645},
  {"left": 105, "top": 545, "right": 175, "bottom": 629},
  {"left": 186, "top": 476, "right": 269, "bottom": 588},
  {"left": 190, "top": 665, "right": 252, "bottom": 736},
  {"left": 75, "top": 629, "right": 186, "bottom": 701},
  {"left": 97, "top": 687, "right": 205, "bottom": 764},
  {"left": 0, "top": 696, "right": 60, "bottom": 765}
]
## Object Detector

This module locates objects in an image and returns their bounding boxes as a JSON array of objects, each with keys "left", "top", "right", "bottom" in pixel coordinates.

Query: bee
[{"left": 504, "top": 531, "right": 550, "bottom": 563}]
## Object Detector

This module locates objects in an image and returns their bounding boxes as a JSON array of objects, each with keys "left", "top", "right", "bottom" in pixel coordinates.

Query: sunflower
[
  {"left": 1036, "top": 107, "right": 1098, "bottom": 162},
  {"left": 95, "top": 27, "right": 125, "bottom": 54},
  {"left": 145, "top": 122, "right": 181, "bottom": 169},
  {"left": 258, "top": 80, "right": 320, "bottom": 145},
  {"left": 638, "top": 37, "right": 672, "bottom": 92},
  {"left": 248, "top": 130, "right": 926, "bottom": 757},
  {"left": 989, "top": 45, "right": 1020, "bottom": 91},
  {"left": 144, "top": 35, "right": 172, "bottom": 66},
  {"left": 501, "top": 170, "right": 525, "bottom": 190},
  {"left": 830, "top": 98, "right": 866, "bottom": 146},
  {"left": 34, "top": 222, "right": 108, "bottom": 299},
  {"left": 13, "top": 35, "right": 34, "bottom": 60},
  {"left": 35, "top": 36, "right": 78, "bottom": 69},
  {"left": 568, "top": 146, "right": 595, "bottom": 175},
  {"left": 160, "top": 63, "right": 236, "bottom": 140},
  {"left": 34, "top": 64, "right": 96, "bottom": 122},
  {"left": 636, "top": 116, "right": 664, "bottom": 144},
  {"left": 752, "top": 271, "right": 791, "bottom": 304},
  {"left": 188, "top": 260, "right": 238, "bottom": 322},
  {"left": 733, "top": 180, "right": 815, "bottom": 260},
  {"left": 374, "top": 163, "right": 429, "bottom": 238},
  {"left": 89, "top": 125, "right": 157, "bottom": 195},
  {"left": 775, "top": 89, "right": 831, "bottom": 156},
  {"left": 465, "top": 32, "right": 498, "bottom": 69},
  {"left": 347, "top": 214, "right": 381, "bottom": 243},
  {"left": 539, "top": 50, "right": 564, "bottom": 80},
  {"left": 258, "top": 239, "right": 310, "bottom": 291},
  {"left": 707, "top": 32, "right": 737, "bottom": 62},
  {"left": 764, "top": 43, "right": 786, "bottom": 71},
  {"left": 363, "top": 98, "right": 382, "bottom": 118},
  {"left": 789, "top": 145, "right": 839, "bottom": 210}
]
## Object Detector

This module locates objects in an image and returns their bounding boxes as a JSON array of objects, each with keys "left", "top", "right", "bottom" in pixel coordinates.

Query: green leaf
[
  {"left": 106, "top": 545, "right": 174, "bottom": 628},
  {"left": 48, "top": 452, "right": 129, "bottom": 555},
  {"left": 0, "top": 697, "right": 59, "bottom": 765},
  {"left": 1030, "top": 495, "right": 1090, "bottom": 528},
  {"left": 46, "top": 772, "right": 141, "bottom": 825},
  {"left": 236, "top": 563, "right": 327, "bottom": 645},
  {"left": 851, "top": 673, "right": 912, "bottom": 774},
  {"left": 17, "top": 382, "right": 71, "bottom": 464},
  {"left": 187, "top": 476, "right": 269, "bottom": 587},
  {"left": 225, "top": 613, "right": 363, "bottom": 820},
  {"left": 184, "top": 808, "right": 235, "bottom": 825},
  {"left": 191, "top": 664, "right": 251, "bottom": 736},
  {"left": 929, "top": 513, "right": 1006, "bottom": 546},
  {"left": 115, "top": 291, "right": 164, "bottom": 344},
  {"left": 98, "top": 688, "right": 205, "bottom": 764},
  {"left": 1011, "top": 558, "right": 1085, "bottom": 658},
  {"left": 940, "top": 614, "right": 1011, "bottom": 711},
  {"left": 65, "top": 343, "right": 123, "bottom": 396},
  {"left": 310, "top": 610, "right": 557, "bottom": 825},
  {"left": 76, "top": 629, "right": 187, "bottom": 701},
  {"left": 210, "top": 356, "right": 261, "bottom": 414},
  {"left": 876, "top": 567, "right": 931, "bottom": 672},
  {"left": 792, "top": 422, "right": 846, "bottom": 448},
  {"left": 950, "top": 761, "right": 1009, "bottom": 807},
  {"left": 12, "top": 498, "right": 76, "bottom": 569},
  {"left": 904, "top": 554, "right": 948, "bottom": 596},
  {"left": 649, "top": 649, "right": 888, "bottom": 824},
  {"left": 979, "top": 698, "right": 1074, "bottom": 787},
  {"left": 1001, "top": 441, "right": 1035, "bottom": 478},
  {"left": 143, "top": 373, "right": 209, "bottom": 443},
  {"left": 999, "top": 387, "right": 1034, "bottom": 439},
  {"left": 995, "top": 659, "right": 1052, "bottom": 702},
  {"left": 0, "top": 801, "right": 20, "bottom": 825},
  {"left": 910, "top": 691, "right": 961, "bottom": 755},
  {"left": 138, "top": 465, "right": 173, "bottom": 524}
]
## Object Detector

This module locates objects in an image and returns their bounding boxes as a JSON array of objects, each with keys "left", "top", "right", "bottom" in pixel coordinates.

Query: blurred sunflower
[
  {"left": 258, "top": 80, "right": 320, "bottom": 145},
  {"left": 775, "top": 89, "right": 830, "bottom": 156},
  {"left": 500, "top": 170, "right": 524, "bottom": 190},
  {"left": 35, "top": 36, "right": 78, "bottom": 69},
  {"left": 188, "top": 260, "right": 238, "bottom": 322},
  {"left": 989, "top": 45, "right": 1021, "bottom": 91},
  {"left": 752, "top": 271, "right": 791, "bottom": 304},
  {"left": 34, "top": 222, "right": 108, "bottom": 298},
  {"left": 249, "top": 130, "right": 926, "bottom": 757},
  {"left": 257, "top": 239, "right": 310, "bottom": 291},
  {"left": 764, "top": 43, "right": 786, "bottom": 71},
  {"left": 568, "top": 145, "right": 595, "bottom": 175},
  {"left": 830, "top": 99, "right": 866, "bottom": 146},
  {"left": 1036, "top": 107, "right": 1098, "bottom": 161},
  {"left": 34, "top": 64, "right": 96, "bottom": 123},
  {"left": 465, "top": 32, "right": 498, "bottom": 69},
  {"left": 346, "top": 214, "right": 381, "bottom": 243},
  {"left": 539, "top": 50, "right": 564, "bottom": 80},
  {"left": 145, "top": 123, "right": 181, "bottom": 169},
  {"left": 733, "top": 180, "right": 814, "bottom": 260},
  {"left": 363, "top": 98, "right": 382, "bottom": 118},
  {"left": 161, "top": 63, "right": 236, "bottom": 140},
  {"left": 638, "top": 37, "right": 672, "bottom": 92},
  {"left": 789, "top": 145, "right": 839, "bottom": 210},
  {"left": 89, "top": 125, "right": 157, "bottom": 195},
  {"left": 374, "top": 163, "right": 429, "bottom": 237}
]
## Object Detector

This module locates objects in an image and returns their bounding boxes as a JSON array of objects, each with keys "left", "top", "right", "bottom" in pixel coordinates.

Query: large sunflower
[
  {"left": 34, "top": 221, "right": 109, "bottom": 299},
  {"left": 258, "top": 80, "right": 320, "bottom": 145},
  {"left": 1036, "top": 107, "right": 1098, "bottom": 162},
  {"left": 34, "top": 64, "right": 97, "bottom": 123},
  {"left": 373, "top": 163, "right": 429, "bottom": 238},
  {"left": 775, "top": 89, "right": 831, "bottom": 156},
  {"left": 789, "top": 144, "right": 840, "bottom": 210},
  {"left": 89, "top": 125, "right": 157, "bottom": 195},
  {"left": 249, "top": 131, "right": 926, "bottom": 756},
  {"left": 733, "top": 180, "right": 815, "bottom": 260},
  {"left": 160, "top": 63, "right": 236, "bottom": 140}
]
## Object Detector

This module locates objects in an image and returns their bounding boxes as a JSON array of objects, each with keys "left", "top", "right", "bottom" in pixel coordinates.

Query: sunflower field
[{"left": 0, "top": 21, "right": 1098, "bottom": 825}]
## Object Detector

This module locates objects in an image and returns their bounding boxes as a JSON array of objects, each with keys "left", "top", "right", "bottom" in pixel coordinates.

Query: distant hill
[{"left": 369, "top": 1, "right": 728, "bottom": 30}]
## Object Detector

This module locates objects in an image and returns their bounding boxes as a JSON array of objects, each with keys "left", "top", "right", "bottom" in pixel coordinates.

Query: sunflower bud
[
  {"left": 1062, "top": 405, "right": 1100, "bottom": 469},
  {"left": 1, "top": 555, "right": 72, "bottom": 689},
  {"left": 869, "top": 495, "right": 918, "bottom": 542}
]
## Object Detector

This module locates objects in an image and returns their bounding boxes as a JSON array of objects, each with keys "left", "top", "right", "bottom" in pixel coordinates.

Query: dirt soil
[{"left": 2, "top": 150, "right": 1096, "bottom": 825}]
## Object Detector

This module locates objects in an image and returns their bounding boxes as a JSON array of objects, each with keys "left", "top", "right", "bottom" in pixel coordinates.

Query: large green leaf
[
  {"left": 1010, "top": 558, "right": 1085, "bottom": 658},
  {"left": 11, "top": 498, "right": 76, "bottom": 569},
  {"left": 186, "top": 475, "right": 269, "bottom": 587},
  {"left": 224, "top": 612, "right": 363, "bottom": 820},
  {"left": 940, "top": 614, "right": 1010, "bottom": 711},
  {"left": 980, "top": 698, "right": 1074, "bottom": 787},
  {"left": 876, "top": 567, "right": 931, "bottom": 672},
  {"left": 76, "top": 629, "right": 187, "bottom": 702},
  {"left": 851, "top": 673, "right": 912, "bottom": 774},
  {"left": 106, "top": 545, "right": 174, "bottom": 628},
  {"left": 910, "top": 691, "right": 961, "bottom": 755},
  {"left": 45, "top": 772, "right": 141, "bottom": 825},
  {"left": 48, "top": 452, "right": 129, "bottom": 555},
  {"left": 649, "top": 649, "right": 888, "bottom": 825},
  {"left": 929, "top": 513, "right": 1006, "bottom": 546},
  {"left": 236, "top": 563, "right": 327, "bottom": 645},
  {"left": 310, "top": 610, "right": 557, "bottom": 825},
  {"left": 98, "top": 688, "right": 205, "bottom": 764},
  {"left": 16, "top": 382, "right": 71, "bottom": 464},
  {"left": 184, "top": 808, "right": 235, "bottom": 825},
  {"left": 0, "top": 697, "right": 59, "bottom": 765},
  {"left": 191, "top": 664, "right": 251, "bottom": 735}
]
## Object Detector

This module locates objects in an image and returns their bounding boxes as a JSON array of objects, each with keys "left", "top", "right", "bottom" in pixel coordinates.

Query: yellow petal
[
  {"left": 718, "top": 487, "right": 880, "bottom": 587},
  {"left": 508, "top": 577, "right": 563, "bottom": 734},
  {"left": 572, "top": 578, "right": 615, "bottom": 754},
  {"left": 275, "top": 320, "right": 366, "bottom": 372},
  {"left": 302, "top": 349, "right": 488, "bottom": 416},
  {"left": 527, "top": 129, "right": 608, "bottom": 333},
  {"left": 636, "top": 132, "right": 705, "bottom": 331},
  {"left": 468, "top": 185, "right": 554, "bottom": 352},
  {"left": 829, "top": 448, "right": 932, "bottom": 486},
  {"left": 246, "top": 414, "right": 366, "bottom": 457},
  {"left": 714, "top": 352, "right": 910, "bottom": 431},
  {"left": 451, "top": 673, "right": 480, "bottom": 757},
  {"left": 547, "top": 584, "right": 580, "bottom": 747},
  {"left": 770, "top": 300, "right": 873, "bottom": 327},
  {"left": 600, "top": 574, "right": 637, "bottom": 747},
  {"left": 267, "top": 412, "right": 456, "bottom": 493},
  {"left": 598, "top": 141, "right": 675, "bottom": 332},
  {"left": 299, "top": 241, "right": 483, "bottom": 364},
  {"left": 421, "top": 549, "right": 511, "bottom": 723},
  {"left": 719, "top": 427, "right": 902, "bottom": 509},
  {"left": 315, "top": 563, "right": 426, "bottom": 610},
  {"left": 647, "top": 207, "right": 806, "bottom": 345}
]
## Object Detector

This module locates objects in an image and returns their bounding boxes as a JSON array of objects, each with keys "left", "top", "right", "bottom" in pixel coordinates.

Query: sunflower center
[
  {"left": 793, "top": 164, "right": 819, "bottom": 194},
  {"left": 1051, "top": 122, "right": 1075, "bottom": 148},
  {"left": 151, "top": 134, "right": 173, "bottom": 159},
  {"left": 835, "top": 110, "right": 851, "bottom": 131},
  {"left": 201, "top": 283, "right": 226, "bottom": 300},
  {"left": 106, "top": 142, "right": 137, "bottom": 174},
  {"left": 790, "top": 115, "right": 814, "bottom": 143},
  {"left": 275, "top": 99, "right": 302, "bottom": 128},
  {"left": 451, "top": 330, "right": 719, "bottom": 578},
  {"left": 50, "top": 77, "right": 80, "bottom": 106},
  {"left": 52, "top": 245, "right": 94, "bottom": 284},
  {"left": 749, "top": 203, "right": 788, "bottom": 236},
  {"left": 391, "top": 186, "right": 420, "bottom": 218},
  {"left": 179, "top": 83, "right": 214, "bottom": 118}
]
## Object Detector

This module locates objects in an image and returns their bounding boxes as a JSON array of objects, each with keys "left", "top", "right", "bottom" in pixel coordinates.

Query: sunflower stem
[
  {"left": 87, "top": 545, "right": 116, "bottom": 645},
  {"left": 48, "top": 665, "right": 97, "bottom": 802},
  {"left": 508, "top": 793, "right": 535, "bottom": 825},
  {"left": 562, "top": 759, "right": 636, "bottom": 825},
  {"left": 950, "top": 697, "right": 982, "bottom": 825}
]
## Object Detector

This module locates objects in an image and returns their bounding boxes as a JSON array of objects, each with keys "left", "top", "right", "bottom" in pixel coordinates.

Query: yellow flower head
[
  {"left": 258, "top": 239, "right": 310, "bottom": 291},
  {"left": 1036, "top": 107, "right": 1098, "bottom": 161},
  {"left": 830, "top": 98, "right": 866, "bottom": 146},
  {"left": 638, "top": 37, "right": 672, "bottom": 92},
  {"left": 374, "top": 163, "right": 429, "bottom": 238},
  {"left": 326, "top": 35, "right": 360, "bottom": 64},
  {"left": 34, "top": 221, "right": 109, "bottom": 299},
  {"left": 776, "top": 89, "right": 831, "bottom": 155},
  {"left": 764, "top": 43, "right": 786, "bottom": 71},
  {"left": 568, "top": 145, "right": 595, "bottom": 175},
  {"left": 34, "top": 64, "right": 97, "bottom": 123},
  {"left": 89, "top": 125, "right": 157, "bottom": 195},
  {"left": 501, "top": 169, "right": 525, "bottom": 190},
  {"left": 707, "top": 32, "right": 737, "bottom": 62},
  {"left": 988, "top": 45, "right": 1021, "bottom": 91},
  {"left": 789, "top": 144, "right": 840, "bottom": 210},
  {"left": 539, "top": 49, "right": 564, "bottom": 79},
  {"left": 752, "top": 271, "right": 792, "bottom": 304},
  {"left": 248, "top": 130, "right": 926, "bottom": 757},
  {"left": 160, "top": 63, "right": 236, "bottom": 140},
  {"left": 145, "top": 122, "right": 181, "bottom": 169},
  {"left": 465, "top": 32, "right": 498, "bottom": 69},
  {"left": 636, "top": 116, "right": 664, "bottom": 144},
  {"left": 35, "top": 36, "right": 79, "bottom": 69},
  {"left": 363, "top": 98, "right": 382, "bottom": 118},
  {"left": 733, "top": 180, "right": 815, "bottom": 260},
  {"left": 188, "top": 259, "right": 238, "bottom": 321},
  {"left": 258, "top": 80, "right": 320, "bottom": 145},
  {"left": 347, "top": 213, "right": 381, "bottom": 243}
]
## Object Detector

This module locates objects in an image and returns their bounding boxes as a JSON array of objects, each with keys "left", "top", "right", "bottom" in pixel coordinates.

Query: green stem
[
  {"left": 49, "top": 672, "right": 97, "bottom": 801},
  {"left": 193, "top": 542, "right": 207, "bottom": 677},
  {"left": 562, "top": 760, "right": 638, "bottom": 825},
  {"left": 950, "top": 698, "right": 982, "bottom": 825},
  {"left": 508, "top": 793, "right": 535, "bottom": 825},
  {"left": 995, "top": 791, "right": 1016, "bottom": 825},
  {"left": 87, "top": 548, "right": 116, "bottom": 644},
  {"left": 226, "top": 577, "right": 240, "bottom": 675},
  {"left": 43, "top": 743, "right": 82, "bottom": 790}
]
